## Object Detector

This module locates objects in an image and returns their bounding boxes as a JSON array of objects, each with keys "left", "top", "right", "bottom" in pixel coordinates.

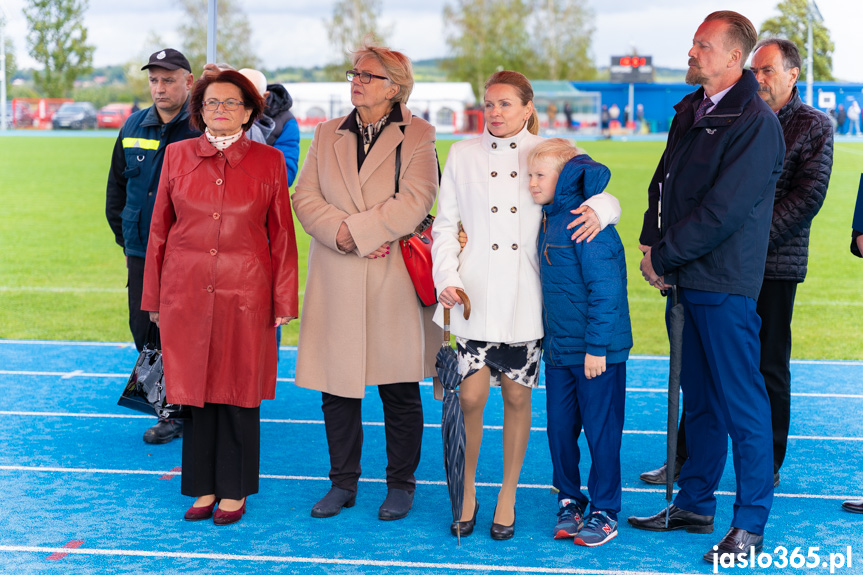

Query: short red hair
[{"left": 189, "top": 69, "right": 265, "bottom": 133}]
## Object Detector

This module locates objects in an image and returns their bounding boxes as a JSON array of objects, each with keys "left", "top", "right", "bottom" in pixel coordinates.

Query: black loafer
[
  {"left": 490, "top": 506, "right": 515, "bottom": 540},
  {"left": 639, "top": 458, "right": 684, "bottom": 485},
  {"left": 378, "top": 488, "right": 414, "bottom": 521},
  {"left": 627, "top": 504, "right": 714, "bottom": 533},
  {"left": 451, "top": 499, "right": 479, "bottom": 536},
  {"left": 143, "top": 419, "right": 184, "bottom": 444},
  {"left": 703, "top": 527, "right": 763, "bottom": 564},
  {"left": 842, "top": 499, "right": 863, "bottom": 514},
  {"left": 311, "top": 486, "right": 356, "bottom": 518}
]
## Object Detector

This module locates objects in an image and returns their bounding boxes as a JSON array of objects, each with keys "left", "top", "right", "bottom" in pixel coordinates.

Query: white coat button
[
  {"left": 491, "top": 206, "right": 498, "bottom": 213},
  {"left": 510, "top": 171, "right": 517, "bottom": 178},
  {"left": 510, "top": 206, "right": 517, "bottom": 213},
  {"left": 491, "top": 244, "right": 499, "bottom": 250},
  {"left": 491, "top": 171, "right": 498, "bottom": 177},
  {"left": 510, "top": 142, "right": 517, "bottom": 149},
  {"left": 512, "top": 244, "right": 518, "bottom": 250},
  {"left": 491, "top": 142, "right": 497, "bottom": 149}
]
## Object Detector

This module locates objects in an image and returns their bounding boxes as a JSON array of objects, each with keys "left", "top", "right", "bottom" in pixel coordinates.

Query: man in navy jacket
[
  {"left": 627, "top": 12, "right": 785, "bottom": 564},
  {"left": 105, "top": 49, "right": 200, "bottom": 444}
]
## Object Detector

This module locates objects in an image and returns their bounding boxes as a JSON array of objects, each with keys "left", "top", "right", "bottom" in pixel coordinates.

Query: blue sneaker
[
  {"left": 574, "top": 511, "right": 618, "bottom": 547},
  {"left": 552, "top": 499, "right": 584, "bottom": 539}
]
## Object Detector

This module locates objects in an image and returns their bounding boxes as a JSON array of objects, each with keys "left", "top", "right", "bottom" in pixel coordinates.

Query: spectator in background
[
  {"left": 600, "top": 105, "right": 609, "bottom": 135},
  {"left": 238, "top": 68, "right": 276, "bottom": 144},
  {"left": 563, "top": 101, "right": 573, "bottom": 129},
  {"left": 105, "top": 48, "right": 199, "bottom": 445},
  {"left": 264, "top": 82, "right": 301, "bottom": 186},
  {"left": 837, "top": 103, "right": 847, "bottom": 134},
  {"left": 546, "top": 101, "right": 557, "bottom": 129},
  {"left": 847, "top": 99, "right": 861, "bottom": 136}
]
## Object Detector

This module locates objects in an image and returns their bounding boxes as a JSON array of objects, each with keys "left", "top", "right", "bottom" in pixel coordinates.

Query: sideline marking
[
  {"left": 0, "top": 544, "right": 739, "bottom": 574},
  {"left": 2, "top": 411, "right": 860, "bottom": 440},
  {"left": 45, "top": 540, "right": 84, "bottom": 561},
  {"left": 0, "top": 465, "right": 856, "bottom": 500},
  {"left": 1, "top": 411, "right": 861, "bottom": 440}
]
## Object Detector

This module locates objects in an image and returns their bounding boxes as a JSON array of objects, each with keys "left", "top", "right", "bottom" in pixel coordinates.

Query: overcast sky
[{"left": 3, "top": 0, "right": 862, "bottom": 82}]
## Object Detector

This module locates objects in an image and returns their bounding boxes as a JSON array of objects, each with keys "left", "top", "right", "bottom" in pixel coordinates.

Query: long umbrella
[
  {"left": 435, "top": 288, "right": 471, "bottom": 545},
  {"left": 665, "top": 285, "right": 684, "bottom": 527}
]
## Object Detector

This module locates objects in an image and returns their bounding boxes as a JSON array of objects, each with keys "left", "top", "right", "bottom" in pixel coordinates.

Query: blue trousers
[
  {"left": 672, "top": 288, "right": 774, "bottom": 534},
  {"left": 545, "top": 362, "right": 626, "bottom": 517}
]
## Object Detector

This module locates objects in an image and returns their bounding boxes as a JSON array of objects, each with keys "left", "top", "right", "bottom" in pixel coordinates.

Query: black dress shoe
[
  {"left": 841, "top": 499, "right": 863, "bottom": 514},
  {"left": 143, "top": 419, "right": 183, "bottom": 444},
  {"left": 627, "top": 504, "right": 714, "bottom": 533},
  {"left": 490, "top": 506, "right": 515, "bottom": 540},
  {"left": 451, "top": 499, "right": 479, "bottom": 536},
  {"left": 703, "top": 527, "right": 763, "bottom": 564},
  {"left": 639, "top": 458, "right": 684, "bottom": 485},
  {"left": 311, "top": 486, "right": 356, "bottom": 518},
  {"left": 378, "top": 488, "right": 414, "bottom": 521}
]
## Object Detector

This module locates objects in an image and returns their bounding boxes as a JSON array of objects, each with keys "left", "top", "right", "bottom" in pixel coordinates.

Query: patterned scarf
[
  {"left": 205, "top": 128, "right": 243, "bottom": 151},
  {"left": 356, "top": 111, "right": 390, "bottom": 153}
]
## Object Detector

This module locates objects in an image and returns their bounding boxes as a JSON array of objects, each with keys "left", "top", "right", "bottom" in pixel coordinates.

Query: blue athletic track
[{"left": 1, "top": 339, "right": 861, "bottom": 575}]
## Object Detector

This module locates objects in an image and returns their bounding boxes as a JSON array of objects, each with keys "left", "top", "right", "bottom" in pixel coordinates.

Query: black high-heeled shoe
[
  {"left": 450, "top": 499, "right": 479, "bottom": 536},
  {"left": 490, "top": 505, "right": 515, "bottom": 540}
]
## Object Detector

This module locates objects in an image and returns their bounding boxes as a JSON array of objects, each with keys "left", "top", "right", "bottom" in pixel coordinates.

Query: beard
[{"left": 685, "top": 66, "right": 705, "bottom": 86}]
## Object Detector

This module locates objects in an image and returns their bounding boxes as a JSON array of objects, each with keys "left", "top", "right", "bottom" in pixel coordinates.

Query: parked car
[
  {"left": 97, "top": 103, "right": 133, "bottom": 129},
  {"left": 3, "top": 101, "right": 35, "bottom": 128},
  {"left": 52, "top": 102, "right": 98, "bottom": 130}
]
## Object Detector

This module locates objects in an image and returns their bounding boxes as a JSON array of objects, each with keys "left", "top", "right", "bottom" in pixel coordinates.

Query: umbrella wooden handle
[{"left": 443, "top": 288, "right": 471, "bottom": 343}]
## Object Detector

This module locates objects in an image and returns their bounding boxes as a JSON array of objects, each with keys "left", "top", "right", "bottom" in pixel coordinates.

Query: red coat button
[
  {"left": 213, "top": 213, "right": 220, "bottom": 220},
  {"left": 216, "top": 178, "right": 223, "bottom": 185},
  {"left": 210, "top": 249, "right": 217, "bottom": 256},
  {"left": 207, "top": 285, "right": 214, "bottom": 293}
]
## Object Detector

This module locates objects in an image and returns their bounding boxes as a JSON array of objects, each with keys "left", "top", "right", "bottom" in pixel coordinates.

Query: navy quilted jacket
[
  {"left": 766, "top": 87, "right": 833, "bottom": 282},
  {"left": 538, "top": 155, "right": 633, "bottom": 367}
]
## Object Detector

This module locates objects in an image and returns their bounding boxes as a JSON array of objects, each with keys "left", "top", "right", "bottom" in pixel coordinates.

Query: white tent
[{"left": 283, "top": 82, "right": 476, "bottom": 134}]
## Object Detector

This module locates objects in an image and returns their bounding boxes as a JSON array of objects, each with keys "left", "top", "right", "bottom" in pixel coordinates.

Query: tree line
[{"left": 2, "top": 0, "right": 836, "bottom": 102}]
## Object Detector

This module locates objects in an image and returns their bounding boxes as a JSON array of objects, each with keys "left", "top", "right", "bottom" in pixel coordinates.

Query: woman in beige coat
[{"left": 292, "top": 43, "right": 440, "bottom": 521}]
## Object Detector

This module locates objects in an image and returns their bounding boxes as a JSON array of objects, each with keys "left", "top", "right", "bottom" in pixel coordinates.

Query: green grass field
[{"left": 1, "top": 134, "right": 861, "bottom": 358}]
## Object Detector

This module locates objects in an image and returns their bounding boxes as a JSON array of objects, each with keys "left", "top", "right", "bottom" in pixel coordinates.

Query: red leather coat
[{"left": 142, "top": 133, "right": 298, "bottom": 408}]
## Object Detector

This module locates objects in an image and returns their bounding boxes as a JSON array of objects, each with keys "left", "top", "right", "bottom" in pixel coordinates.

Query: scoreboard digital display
[{"left": 610, "top": 55, "right": 655, "bottom": 83}]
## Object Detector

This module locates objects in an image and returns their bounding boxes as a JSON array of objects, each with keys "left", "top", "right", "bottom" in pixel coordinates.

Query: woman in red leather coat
[{"left": 142, "top": 70, "right": 298, "bottom": 525}]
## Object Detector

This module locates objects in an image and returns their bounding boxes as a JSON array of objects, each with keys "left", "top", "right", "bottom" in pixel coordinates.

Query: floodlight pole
[
  {"left": 207, "top": 0, "right": 218, "bottom": 65},
  {"left": 1, "top": 4, "right": 8, "bottom": 131},
  {"left": 805, "top": 0, "right": 824, "bottom": 107}
]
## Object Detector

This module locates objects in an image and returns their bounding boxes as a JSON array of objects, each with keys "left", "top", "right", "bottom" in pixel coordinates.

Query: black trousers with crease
[
  {"left": 321, "top": 382, "right": 423, "bottom": 494},
  {"left": 181, "top": 403, "right": 261, "bottom": 500}
]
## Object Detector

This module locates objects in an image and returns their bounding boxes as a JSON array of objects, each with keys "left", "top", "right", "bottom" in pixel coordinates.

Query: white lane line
[
  {"left": 0, "top": 546, "right": 703, "bottom": 575},
  {"left": 0, "top": 465, "right": 856, "bottom": 501},
  {"left": 1, "top": 411, "right": 860, "bottom": 440},
  {"left": 3, "top": 371, "right": 862, "bottom": 399}
]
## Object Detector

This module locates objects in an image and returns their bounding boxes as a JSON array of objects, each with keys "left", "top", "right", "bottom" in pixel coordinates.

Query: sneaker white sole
[{"left": 574, "top": 529, "right": 618, "bottom": 547}]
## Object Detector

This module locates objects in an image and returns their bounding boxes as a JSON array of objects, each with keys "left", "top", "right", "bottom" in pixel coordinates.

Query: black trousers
[
  {"left": 181, "top": 403, "right": 261, "bottom": 500},
  {"left": 321, "top": 382, "right": 423, "bottom": 493},
  {"left": 127, "top": 256, "right": 150, "bottom": 353},
  {"left": 674, "top": 280, "right": 796, "bottom": 474},
  {"left": 757, "top": 279, "right": 797, "bottom": 473}
]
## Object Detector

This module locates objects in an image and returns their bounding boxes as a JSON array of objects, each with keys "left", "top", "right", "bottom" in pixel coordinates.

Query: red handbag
[
  {"left": 400, "top": 215, "right": 436, "bottom": 306},
  {"left": 394, "top": 126, "right": 439, "bottom": 307}
]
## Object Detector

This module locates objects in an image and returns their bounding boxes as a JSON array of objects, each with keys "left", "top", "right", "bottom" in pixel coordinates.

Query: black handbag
[{"left": 117, "top": 323, "right": 190, "bottom": 419}]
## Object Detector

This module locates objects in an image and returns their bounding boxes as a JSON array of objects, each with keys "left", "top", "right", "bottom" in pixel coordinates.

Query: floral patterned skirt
[{"left": 455, "top": 337, "right": 541, "bottom": 389}]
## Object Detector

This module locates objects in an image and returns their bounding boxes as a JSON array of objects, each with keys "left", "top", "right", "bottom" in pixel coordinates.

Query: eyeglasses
[
  {"left": 202, "top": 99, "right": 245, "bottom": 111},
  {"left": 346, "top": 70, "right": 389, "bottom": 84}
]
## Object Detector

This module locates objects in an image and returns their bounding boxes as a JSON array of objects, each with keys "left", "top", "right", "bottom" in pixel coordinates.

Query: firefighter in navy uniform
[{"left": 106, "top": 48, "right": 200, "bottom": 444}]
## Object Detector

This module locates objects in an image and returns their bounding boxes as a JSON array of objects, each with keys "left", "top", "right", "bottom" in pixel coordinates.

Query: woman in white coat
[{"left": 432, "top": 70, "right": 620, "bottom": 540}]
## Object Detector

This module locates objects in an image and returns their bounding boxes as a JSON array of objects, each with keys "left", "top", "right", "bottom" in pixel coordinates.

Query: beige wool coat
[{"left": 292, "top": 103, "right": 442, "bottom": 398}]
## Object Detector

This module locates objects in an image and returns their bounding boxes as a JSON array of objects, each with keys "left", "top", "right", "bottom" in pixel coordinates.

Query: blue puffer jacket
[{"left": 538, "top": 155, "right": 633, "bottom": 367}]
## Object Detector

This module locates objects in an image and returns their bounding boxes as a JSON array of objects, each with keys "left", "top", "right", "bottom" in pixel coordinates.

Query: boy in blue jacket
[{"left": 531, "top": 138, "right": 632, "bottom": 547}]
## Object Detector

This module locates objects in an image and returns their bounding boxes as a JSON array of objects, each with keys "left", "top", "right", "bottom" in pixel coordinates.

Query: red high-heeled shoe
[
  {"left": 213, "top": 499, "right": 246, "bottom": 526},
  {"left": 184, "top": 499, "right": 218, "bottom": 521}
]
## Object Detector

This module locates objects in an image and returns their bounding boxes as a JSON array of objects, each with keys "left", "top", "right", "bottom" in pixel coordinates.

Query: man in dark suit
[{"left": 627, "top": 11, "right": 785, "bottom": 564}]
